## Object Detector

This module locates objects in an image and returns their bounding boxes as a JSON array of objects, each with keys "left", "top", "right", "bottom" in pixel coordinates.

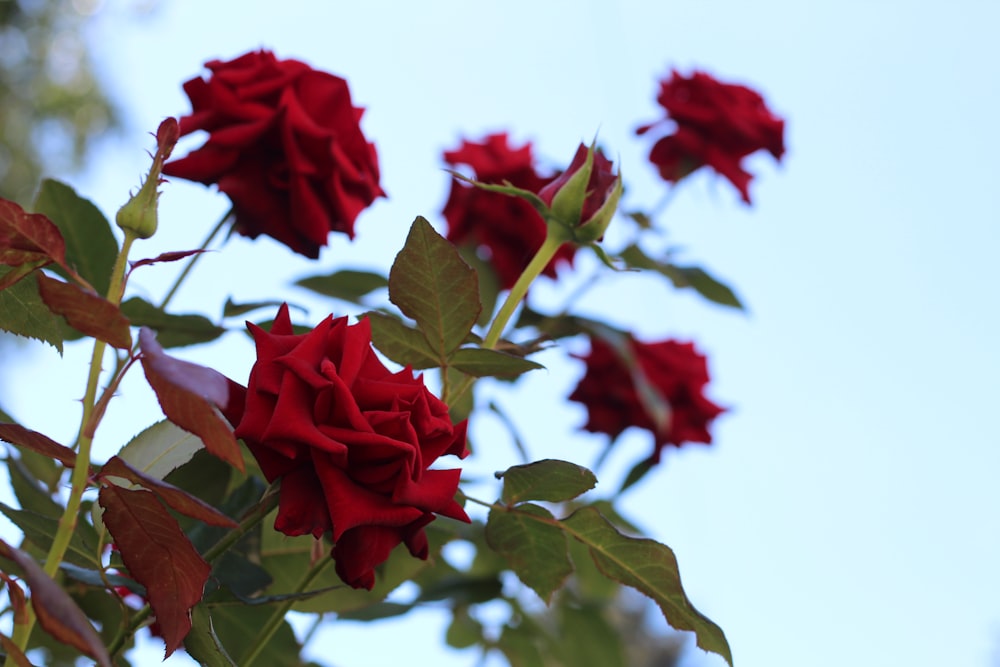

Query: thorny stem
[{"left": 6, "top": 231, "right": 139, "bottom": 664}]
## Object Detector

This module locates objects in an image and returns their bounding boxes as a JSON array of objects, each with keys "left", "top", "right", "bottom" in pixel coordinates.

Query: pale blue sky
[{"left": 4, "top": 2, "right": 999, "bottom": 666}]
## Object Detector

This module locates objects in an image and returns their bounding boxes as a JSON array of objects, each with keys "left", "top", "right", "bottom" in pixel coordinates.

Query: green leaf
[
  {"left": 259, "top": 515, "right": 427, "bottom": 614},
  {"left": 457, "top": 245, "right": 501, "bottom": 327},
  {"left": 335, "top": 601, "right": 413, "bottom": 622},
  {"left": 121, "top": 296, "right": 225, "bottom": 348},
  {"left": 446, "top": 367, "right": 474, "bottom": 424},
  {"left": 555, "top": 603, "right": 627, "bottom": 667},
  {"left": 561, "top": 506, "right": 732, "bottom": 665},
  {"left": 7, "top": 457, "right": 62, "bottom": 519},
  {"left": 33, "top": 179, "right": 118, "bottom": 296},
  {"left": 625, "top": 210, "right": 654, "bottom": 230},
  {"left": 417, "top": 574, "right": 503, "bottom": 605},
  {"left": 208, "top": 551, "right": 272, "bottom": 601},
  {"left": 0, "top": 503, "right": 99, "bottom": 568},
  {"left": 497, "top": 623, "right": 547, "bottom": 667},
  {"left": 207, "top": 603, "right": 301, "bottom": 667},
  {"left": 364, "top": 311, "right": 439, "bottom": 369},
  {"left": 445, "top": 607, "right": 483, "bottom": 649},
  {"left": 71, "top": 586, "right": 133, "bottom": 653},
  {"left": 58, "top": 563, "right": 139, "bottom": 591},
  {"left": 449, "top": 347, "right": 544, "bottom": 378},
  {"left": 485, "top": 504, "right": 571, "bottom": 603},
  {"left": 620, "top": 245, "right": 744, "bottom": 310},
  {"left": 17, "top": 447, "right": 62, "bottom": 493},
  {"left": 184, "top": 605, "right": 238, "bottom": 667},
  {"left": 118, "top": 420, "right": 204, "bottom": 481},
  {"left": 515, "top": 305, "right": 591, "bottom": 342},
  {"left": 669, "top": 265, "right": 744, "bottom": 309},
  {"left": 222, "top": 298, "right": 302, "bottom": 319},
  {"left": 499, "top": 459, "right": 597, "bottom": 505},
  {"left": 163, "top": 448, "right": 233, "bottom": 510},
  {"left": 388, "top": 216, "right": 480, "bottom": 360},
  {"left": 619, "top": 457, "right": 656, "bottom": 494},
  {"left": 0, "top": 269, "right": 64, "bottom": 352},
  {"left": 295, "top": 268, "right": 388, "bottom": 303}
]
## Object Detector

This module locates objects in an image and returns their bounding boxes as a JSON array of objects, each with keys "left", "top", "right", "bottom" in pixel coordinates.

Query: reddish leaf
[
  {"left": 0, "top": 198, "right": 66, "bottom": 270},
  {"left": 0, "top": 571, "right": 27, "bottom": 625},
  {"left": 99, "top": 456, "right": 236, "bottom": 528},
  {"left": 98, "top": 485, "right": 210, "bottom": 657},
  {"left": 0, "top": 635, "right": 35, "bottom": 667},
  {"left": 129, "top": 249, "right": 209, "bottom": 271},
  {"left": 0, "top": 539, "right": 111, "bottom": 667},
  {"left": 139, "top": 327, "right": 245, "bottom": 471},
  {"left": 37, "top": 275, "right": 132, "bottom": 349},
  {"left": 0, "top": 423, "right": 78, "bottom": 468}
]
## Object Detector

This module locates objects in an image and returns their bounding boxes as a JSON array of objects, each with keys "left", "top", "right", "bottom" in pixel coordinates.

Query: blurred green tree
[{"left": 0, "top": 0, "right": 117, "bottom": 203}]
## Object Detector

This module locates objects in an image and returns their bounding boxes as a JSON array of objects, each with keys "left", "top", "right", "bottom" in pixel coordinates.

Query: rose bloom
[
  {"left": 164, "top": 49, "right": 385, "bottom": 258},
  {"left": 637, "top": 69, "right": 785, "bottom": 203},
  {"left": 442, "top": 133, "right": 575, "bottom": 289},
  {"left": 234, "top": 304, "right": 469, "bottom": 589},
  {"left": 569, "top": 335, "right": 724, "bottom": 462}
]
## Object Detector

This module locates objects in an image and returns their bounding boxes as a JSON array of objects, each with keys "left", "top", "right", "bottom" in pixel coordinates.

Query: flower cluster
[{"left": 0, "top": 41, "right": 783, "bottom": 666}]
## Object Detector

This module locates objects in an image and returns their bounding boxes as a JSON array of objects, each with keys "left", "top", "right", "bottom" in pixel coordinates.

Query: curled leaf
[
  {"left": 0, "top": 539, "right": 110, "bottom": 667},
  {"left": 139, "top": 328, "right": 245, "bottom": 471}
]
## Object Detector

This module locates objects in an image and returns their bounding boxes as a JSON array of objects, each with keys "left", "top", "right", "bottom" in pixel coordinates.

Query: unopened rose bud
[
  {"left": 155, "top": 117, "right": 180, "bottom": 160},
  {"left": 115, "top": 174, "right": 160, "bottom": 239},
  {"left": 538, "top": 143, "right": 622, "bottom": 244},
  {"left": 116, "top": 118, "right": 180, "bottom": 239}
]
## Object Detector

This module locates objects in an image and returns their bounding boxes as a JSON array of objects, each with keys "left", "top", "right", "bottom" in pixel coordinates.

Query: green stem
[
  {"left": 106, "top": 606, "right": 151, "bottom": 663},
  {"left": 201, "top": 484, "right": 279, "bottom": 564},
  {"left": 482, "top": 234, "right": 563, "bottom": 350},
  {"left": 6, "top": 232, "right": 138, "bottom": 664},
  {"left": 444, "top": 232, "right": 563, "bottom": 407},
  {"left": 241, "top": 556, "right": 332, "bottom": 667},
  {"left": 157, "top": 208, "right": 231, "bottom": 310},
  {"left": 456, "top": 490, "right": 501, "bottom": 511}
]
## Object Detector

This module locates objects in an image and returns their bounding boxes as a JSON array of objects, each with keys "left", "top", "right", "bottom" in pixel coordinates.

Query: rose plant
[{"left": 0, "top": 50, "right": 784, "bottom": 667}]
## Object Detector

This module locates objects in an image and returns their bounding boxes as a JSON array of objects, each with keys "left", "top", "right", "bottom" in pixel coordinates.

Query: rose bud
[
  {"left": 116, "top": 118, "right": 180, "bottom": 239},
  {"left": 537, "top": 143, "right": 622, "bottom": 244}
]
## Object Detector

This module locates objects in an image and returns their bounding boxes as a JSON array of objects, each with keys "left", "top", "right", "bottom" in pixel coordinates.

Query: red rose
[
  {"left": 637, "top": 69, "right": 785, "bottom": 203},
  {"left": 234, "top": 304, "right": 469, "bottom": 589},
  {"left": 442, "top": 133, "right": 575, "bottom": 289},
  {"left": 569, "top": 335, "right": 724, "bottom": 461},
  {"left": 164, "top": 49, "right": 384, "bottom": 258}
]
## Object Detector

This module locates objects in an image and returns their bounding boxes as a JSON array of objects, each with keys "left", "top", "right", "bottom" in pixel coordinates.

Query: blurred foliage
[{"left": 0, "top": 0, "right": 117, "bottom": 204}]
